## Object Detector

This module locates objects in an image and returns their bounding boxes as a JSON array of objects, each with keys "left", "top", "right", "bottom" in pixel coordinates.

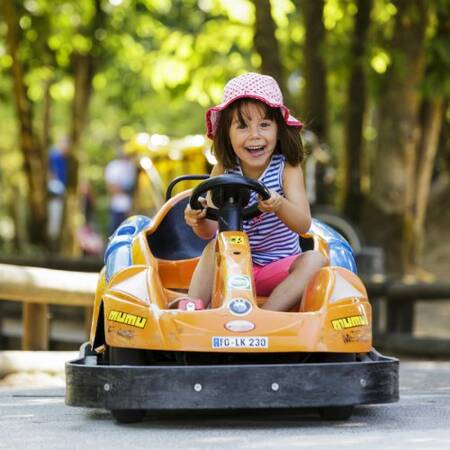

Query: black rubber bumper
[{"left": 65, "top": 351, "right": 398, "bottom": 411}]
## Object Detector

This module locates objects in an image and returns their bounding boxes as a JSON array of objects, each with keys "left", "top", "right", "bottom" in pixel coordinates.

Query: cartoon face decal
[
  {"left": 229, "top": 236, "right": 244, "bottom": 245},
  {"left": 228, "top": 298, "right": 252, "bottom": 316}
]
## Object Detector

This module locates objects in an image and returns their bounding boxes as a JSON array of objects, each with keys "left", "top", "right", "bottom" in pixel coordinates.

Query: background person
[
  {"left": 104, "top": 144, "right": 138, "bottom": 235},
  {"left": 47, "top": 137, "right": 70, "bottom": 244}
]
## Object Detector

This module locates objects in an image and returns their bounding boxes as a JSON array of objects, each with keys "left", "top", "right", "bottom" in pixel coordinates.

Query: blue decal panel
[
  {"left": 309, "top": 219, "right": 357, "bottom": 273},
  {"left": 104, "top": 215, "right": 152, "bottom": 281}
]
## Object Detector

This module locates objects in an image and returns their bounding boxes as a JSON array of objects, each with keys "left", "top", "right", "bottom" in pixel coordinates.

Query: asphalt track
[{"left": 0, "top": 361, "right": 449, "bottom": 450}]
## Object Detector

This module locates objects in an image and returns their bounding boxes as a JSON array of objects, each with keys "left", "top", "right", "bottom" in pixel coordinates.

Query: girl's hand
[
  {"left": 184, "top": 197, "right": 208, "bottom": 228},
  {"left": 258, "top": 190, "right": 283, "bottom": 213}
]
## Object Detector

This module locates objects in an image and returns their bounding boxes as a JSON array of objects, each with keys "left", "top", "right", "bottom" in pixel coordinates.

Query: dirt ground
[
  {"left": 413, "top": 181, "right": 450, "bottom": 338},
  {"left": 423, "top": 192, "right": 450, "bottom": 281}
]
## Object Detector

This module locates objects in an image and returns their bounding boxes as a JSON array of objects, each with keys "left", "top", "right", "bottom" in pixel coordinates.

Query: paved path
[{"left": 0, "top": 361, "right": 449, "bottom": 450}]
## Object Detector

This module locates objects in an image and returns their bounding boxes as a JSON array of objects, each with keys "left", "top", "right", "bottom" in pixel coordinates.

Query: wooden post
[
  {"left": 22, "top": 303, "right": 49, "bottom": 350},
  {"left": 0, "top": 263, "right": 97, "bottom": 349},
  {"left": 387, "top": 284, "right": 415, "bottom": 333},
  {"left": 0, "top": 302, "right": 3, "bottom": 348},
  {"left": 386, "top": 302, "right": 414, "bottom": 333}
]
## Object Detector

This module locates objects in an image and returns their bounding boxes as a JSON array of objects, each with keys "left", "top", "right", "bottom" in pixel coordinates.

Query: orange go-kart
[{"left": 65, "top": 174, "right": 399, "bottom": 423}]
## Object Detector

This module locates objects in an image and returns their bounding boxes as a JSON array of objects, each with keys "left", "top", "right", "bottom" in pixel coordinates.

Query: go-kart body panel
[
  {"left": 100, "top": 292, "right": 372, "bottom": 353},
  {"left": 90, "top": 214, "right": 372, "bottom": 353}
]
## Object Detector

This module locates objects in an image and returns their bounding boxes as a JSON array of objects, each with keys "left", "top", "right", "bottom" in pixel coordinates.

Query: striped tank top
[{"left": 227, "top": 153, "right": 301, "bottom": 266}]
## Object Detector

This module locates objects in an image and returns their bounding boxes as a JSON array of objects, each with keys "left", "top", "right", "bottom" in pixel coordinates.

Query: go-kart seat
[{"left": 147, "top": 196, "right": 209, "bottom": 260}]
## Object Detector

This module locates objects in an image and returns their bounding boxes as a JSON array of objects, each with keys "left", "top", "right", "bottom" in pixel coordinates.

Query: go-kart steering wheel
[{"left": 190, "top": 174, "right": 271, "bottom": 221}]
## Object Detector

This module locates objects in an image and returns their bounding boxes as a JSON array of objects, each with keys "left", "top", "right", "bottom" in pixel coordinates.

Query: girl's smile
[{"left": 229, "top": 103, "right": 278, "bottom": 177}]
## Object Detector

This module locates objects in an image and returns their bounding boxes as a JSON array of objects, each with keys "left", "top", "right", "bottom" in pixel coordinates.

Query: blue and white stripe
[{"left": 227, "top": 153, "right": 301, "bottom": 265}]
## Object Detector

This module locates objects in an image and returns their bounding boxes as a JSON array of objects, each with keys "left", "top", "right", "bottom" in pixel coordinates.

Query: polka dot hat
[{"left": 206, "top": 72, "right": 302, "bottom": 139}]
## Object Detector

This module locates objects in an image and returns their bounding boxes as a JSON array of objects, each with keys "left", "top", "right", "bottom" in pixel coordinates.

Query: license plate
[{"left": 212, "top": 336, "right": 269, "bottom": 349}]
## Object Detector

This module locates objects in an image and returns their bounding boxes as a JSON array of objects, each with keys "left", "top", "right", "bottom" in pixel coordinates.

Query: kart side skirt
[{"left": 65, "top": 352, "right": 398, "bottom": 411}]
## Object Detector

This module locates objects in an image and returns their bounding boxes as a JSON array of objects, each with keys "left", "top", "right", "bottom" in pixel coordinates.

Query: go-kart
[{"left": 65, "top": 174, "right": 399, "bottom": 423}]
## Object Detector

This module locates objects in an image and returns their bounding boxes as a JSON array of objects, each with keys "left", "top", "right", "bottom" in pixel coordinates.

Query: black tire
[
  {"left": 108, "top": 347, "right": 147, "bottom": 424},
  {"left": 319, "top": 405, "right": 354, "bottom": 420},
  {"left": 318, "top": 352, "right": 356, "bottom": 421},
  {"left": 111, "top": 409, "right": 146, "bottom": 424}
]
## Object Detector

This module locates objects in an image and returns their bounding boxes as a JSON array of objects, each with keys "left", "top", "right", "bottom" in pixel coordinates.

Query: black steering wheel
[{"left": 189, "top": 174, "right": 271, "bottom": 221}]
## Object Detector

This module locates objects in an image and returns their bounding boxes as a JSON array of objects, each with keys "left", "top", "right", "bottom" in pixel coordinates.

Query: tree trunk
[
  {"left": 301, "top": 0, "right": 328, "bottom": 143},
  {"left": 342, "top": 0, "right": 373, "bottom": 222},
  {"left": 60, "top": 0, "right": 103, "bottom": 256},
  {"left": 438, "top": 102, "right": 450, "bottom": 176},
  {"left": 2, "top": 0, "right": 47, "bottom": 246},
  {"left": 60, "top": 55, "right": 95, "bottom": 256},
  {"left": 362, "top": 0, "right": 428, "bottom": 275},
  {"left": 251, "top": 0, "right": 286, "bottom": 95},
  {"left": 301, "top": 0, "right": 331, "bottom": 205},
  {"left": 42, "top": 79, "right": 53, "bottom": 155},
  {"left": 411, "top": 98, "right": 444, "bottom": 267}
]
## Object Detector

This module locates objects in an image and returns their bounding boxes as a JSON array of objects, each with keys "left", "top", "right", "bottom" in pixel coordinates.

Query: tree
[
  {"left": 301, "top": 0, "right": 328, "bottom": 143},
  {"left": 2, "top": 0, "right": 47, "bottom": 246},
  {"left": 342, "top": 0, "right": 373, "bottom": 223},
  {"left": 61, "top": 0, "right": 105, "bottom": 255},
  {"left": 363, "top": 0, "right": 428, "bottom": 274},
  {"left": 250, "top": 0, "right": 286, "bottom": 93},
  {"left": 410, "top": 3, "right": 450, "bottom": 270},
  {"left": 300, "top": 0, "right": 332, "bottom": 206}
]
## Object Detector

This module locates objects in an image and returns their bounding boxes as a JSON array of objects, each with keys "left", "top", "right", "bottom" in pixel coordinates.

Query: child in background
[{"left": 184, "top": 73, "right": 325, "bottom": 311}]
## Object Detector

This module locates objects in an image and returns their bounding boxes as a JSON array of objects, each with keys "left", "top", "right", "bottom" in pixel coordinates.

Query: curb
[{"left": 0, "top": 351, "right": 78, "bottom": 377}]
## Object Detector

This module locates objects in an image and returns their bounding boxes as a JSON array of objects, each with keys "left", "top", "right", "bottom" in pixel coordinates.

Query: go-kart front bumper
[{"left": 65, "top": 350, "right": 398, "bottom": 411}]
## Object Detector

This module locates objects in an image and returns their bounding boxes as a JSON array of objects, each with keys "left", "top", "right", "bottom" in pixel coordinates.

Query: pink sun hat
[{"left": 206, "top": 72, "right": 303, "bottom": 139}]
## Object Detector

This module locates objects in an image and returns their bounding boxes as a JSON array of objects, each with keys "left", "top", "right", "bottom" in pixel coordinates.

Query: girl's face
[{"left": 229, "top": 102, "right": 278, "bottom": 178}]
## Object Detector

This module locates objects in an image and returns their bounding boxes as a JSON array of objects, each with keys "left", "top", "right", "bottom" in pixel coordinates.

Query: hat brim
[{"left": 206, "top": 94, "right": 303, "bottom": 139}]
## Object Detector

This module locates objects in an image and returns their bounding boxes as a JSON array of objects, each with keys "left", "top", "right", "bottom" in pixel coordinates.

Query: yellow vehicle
[
  {"left": 66, "top": 174, "right": 398, "bottom": 423},
  {"left": 127, "top": 133, "right": 212, "bottom": 216}
]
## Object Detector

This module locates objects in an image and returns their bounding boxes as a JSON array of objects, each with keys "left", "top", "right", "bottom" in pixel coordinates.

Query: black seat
[{"left": 147, "top": 197, "right": 209, "bottom": 260}]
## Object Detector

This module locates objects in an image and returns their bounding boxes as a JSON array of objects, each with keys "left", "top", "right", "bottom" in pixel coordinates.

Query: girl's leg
[
  {"left": 261, "top": 250, "right": 326, "bottom": 311},
  {"left": 188, "top": 239, "right": 216, "bottom": 305}
]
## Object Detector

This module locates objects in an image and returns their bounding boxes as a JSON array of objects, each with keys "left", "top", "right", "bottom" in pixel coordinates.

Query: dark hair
[{"left": 212, "top": 98, "right": 304, "bottom": 170}]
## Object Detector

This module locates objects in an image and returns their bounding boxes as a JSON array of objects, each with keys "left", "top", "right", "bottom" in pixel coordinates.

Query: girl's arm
[
  {"left": 259, "top": 163, "right": 311, "bottom": 234},
  {"left": 184, "top": 164, "right": 223, "bottom": 239},
  {"left": 279, "top": 164, "right": 311, "bottom": 233}
]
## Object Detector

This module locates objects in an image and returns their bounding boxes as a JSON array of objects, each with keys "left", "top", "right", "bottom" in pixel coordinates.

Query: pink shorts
[{"left": 253, "top": 254, "right": 300, "bottom": 297}]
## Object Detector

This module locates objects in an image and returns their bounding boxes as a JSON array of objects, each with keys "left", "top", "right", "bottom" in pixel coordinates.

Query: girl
[{"left": 184, "top": 73, "right": 325, "bottom": 311}]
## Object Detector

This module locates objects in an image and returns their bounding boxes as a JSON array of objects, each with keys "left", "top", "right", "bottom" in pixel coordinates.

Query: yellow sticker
[
  {"left": 229, "top": 236, "right": 244, "bottom": 244},
  {"left": 331, "top": 315, "right": 368, "bottom": 330},
  {"left": 108, "top": 310, "right": 147, "bottom": 329}
]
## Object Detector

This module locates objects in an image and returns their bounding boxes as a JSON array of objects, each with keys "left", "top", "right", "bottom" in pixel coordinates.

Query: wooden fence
[
  {"left": 1, "top": 263, "right": 449, "bottom": 354},
  {"left": 0, "top": 263, "right": 97, "bottom": 350},
  {"left": 368, "top": 280, "right": 450, "bottom": 356}
]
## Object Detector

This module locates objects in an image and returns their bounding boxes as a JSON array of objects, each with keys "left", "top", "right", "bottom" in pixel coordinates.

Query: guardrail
[
  {"left": 1, "top": 263, "right": 449, "bottom": 354},
  {"left": 367, "top": 279, "right": 450, "bottom": 357},
  {"left": 0, "top": 263, "right": 97, "bottom": 350}
]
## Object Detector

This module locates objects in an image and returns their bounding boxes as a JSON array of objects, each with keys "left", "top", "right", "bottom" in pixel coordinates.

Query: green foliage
[
  {"left": 422, "top": 0, "right": 450, "bottom": 99},
  {"left": 0, "top": 0, "right": 448, "bottom": 245}
]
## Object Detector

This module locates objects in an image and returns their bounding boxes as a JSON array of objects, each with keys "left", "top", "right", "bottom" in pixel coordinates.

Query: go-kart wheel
[
  {"left": 318, "top": 352, "right": 355, "bottom": 421},
  {"left": 112, "top": 408, "right": 146, "bottom": 424},
  {"left": 318, "top": 405, "right": 354, "bottom": 421},
  {"left": 190, "top": 174, "right": 270, "bottom": 220},
  {"left": 108, "top": 347, "right": 147, "bottom": 424}
]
